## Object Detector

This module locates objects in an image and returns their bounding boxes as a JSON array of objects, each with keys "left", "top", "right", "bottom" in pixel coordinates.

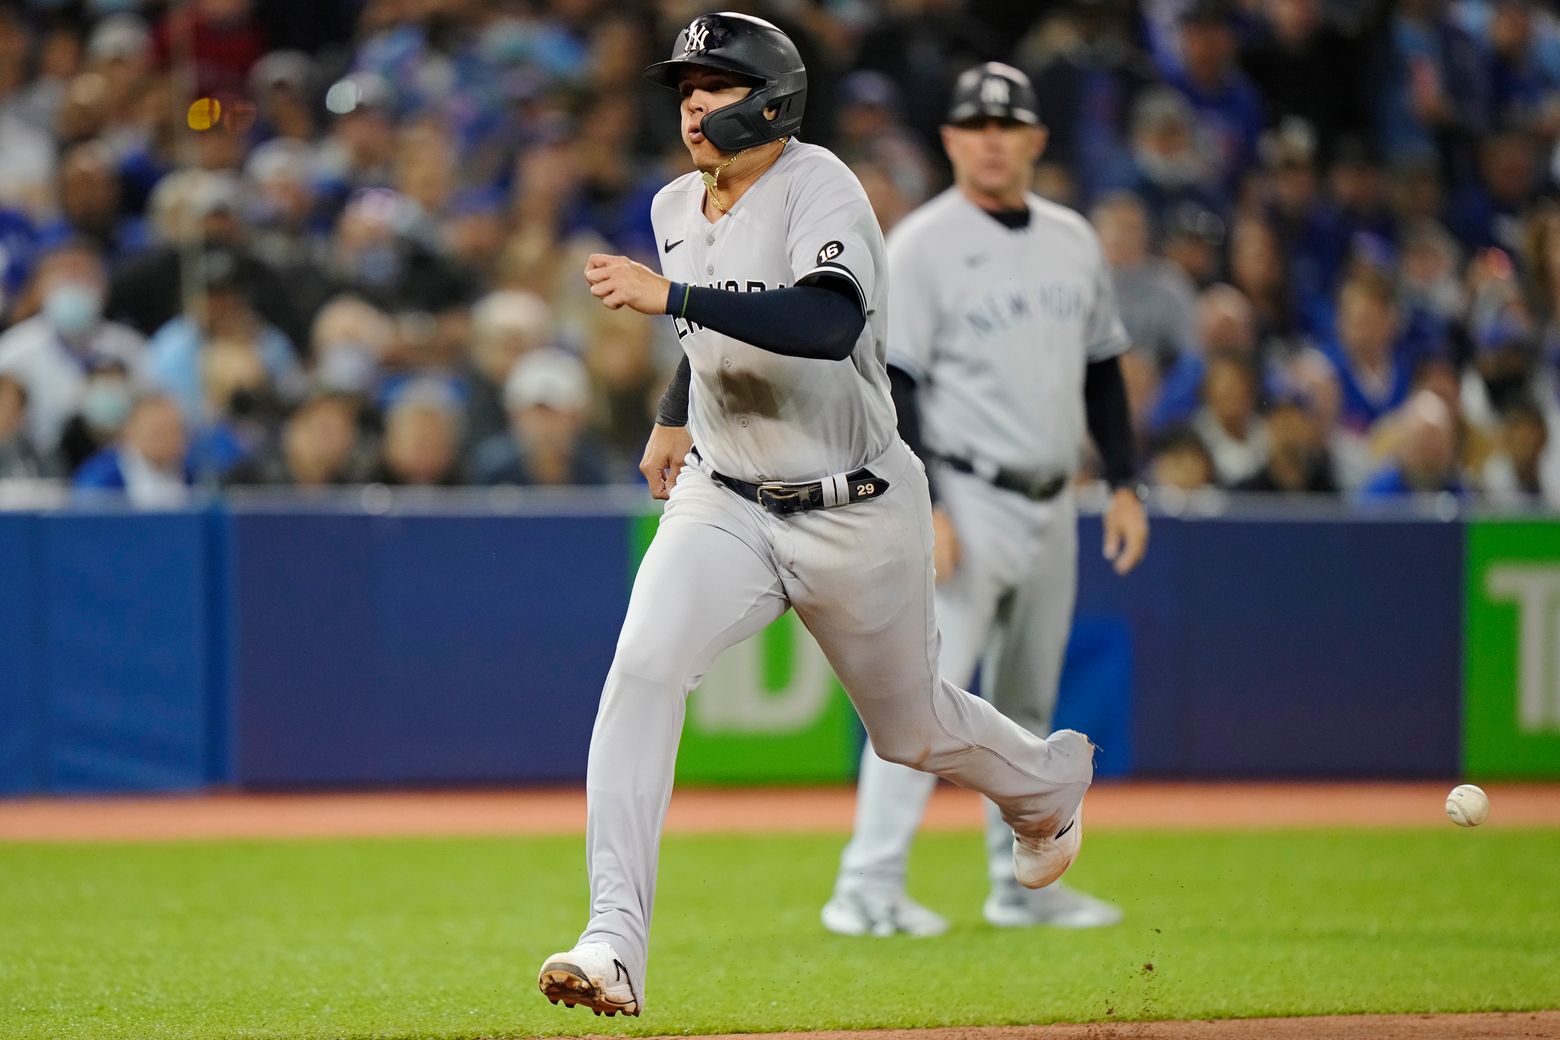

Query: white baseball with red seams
[{"left": 1446, "top": 784, "right": 1490, "bottom": 827}]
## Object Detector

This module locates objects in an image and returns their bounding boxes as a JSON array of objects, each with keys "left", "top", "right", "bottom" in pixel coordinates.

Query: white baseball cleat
[
  {"left": 537, "top": 941, "right": 640, "bottom": 1017},
  {"left": 1013, "top": 804, "right": 1083, "bottom": 889},
  {"left": 983, "top": 880, "right": 1121, "bottom": 929},
  {"left": 821, "top": 888, "right": 949, "bottom": 937}
]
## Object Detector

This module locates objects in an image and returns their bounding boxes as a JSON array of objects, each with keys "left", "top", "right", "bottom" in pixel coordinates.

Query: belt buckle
[{"left": 756, "top": 482, "right": 807, "bottom": 515}]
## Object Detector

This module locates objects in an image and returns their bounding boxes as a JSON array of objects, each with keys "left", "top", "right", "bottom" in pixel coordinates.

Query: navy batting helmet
[
  {"left": 946, "top": 62, "right": 1041, "bottom": 127},
  {"left": 642, "top": 12, "right": 806, "bottom": 152}
]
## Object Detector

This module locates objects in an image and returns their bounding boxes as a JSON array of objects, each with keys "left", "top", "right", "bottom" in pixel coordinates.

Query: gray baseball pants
[
  {"left": 836, "top": 467, "right": 1080, "bottom": 895},
  {"left": 577, "top": 440, "right": 1092, "bottom": 1003}
]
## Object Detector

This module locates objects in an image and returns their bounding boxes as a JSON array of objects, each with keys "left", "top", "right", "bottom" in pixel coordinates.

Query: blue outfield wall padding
[
  {"left": 0, "top": 513, "right": 43, "bottom": 794},
  {"left": 1175, "top": 518, "right": 1462, "bottom": 777},
  {"left": 1074, "top": 514, "right": 1186, "bottom": 777},
  {"left": 228, "top": 510, "right": 630, "bottom": 787},
  {"left": 38, "top": 511, "right": 212, "bottom": 793},
  {"left": 227, "top": 512, "right": 378, "bottom": 786},
  {"left": 203, "top": 505, "right": 233, "bottom": 785},
  {"left": 6, "top": 503, "right": 1475, "bottom": 793},
  {"left": 1052, "top": 617, "right": 1133, "bottom": 778}
]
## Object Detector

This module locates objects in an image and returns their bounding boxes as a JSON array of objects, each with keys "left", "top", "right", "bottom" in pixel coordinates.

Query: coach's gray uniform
[
  {"left": 834, "top": 187, "right": 1127, "bottom": 897},
  {"left": 579, "top": 141, "right": 1093, "bottom": 999}
]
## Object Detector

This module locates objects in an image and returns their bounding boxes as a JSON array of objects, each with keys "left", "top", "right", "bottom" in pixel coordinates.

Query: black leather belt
[
  {"left": 711, "top": 467, "right": 890, "bottom": 516},
  {"left": 937, "top": 455, "right": 1068, "bottom": 502}
]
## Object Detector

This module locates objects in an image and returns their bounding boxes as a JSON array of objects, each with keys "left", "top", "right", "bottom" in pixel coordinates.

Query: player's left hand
[
  {"left": 585, "top": 254, "right": 672, "bottom": 314},
  {"left": 1103, "top": 487, "right": 1148, "bottom": 576}
]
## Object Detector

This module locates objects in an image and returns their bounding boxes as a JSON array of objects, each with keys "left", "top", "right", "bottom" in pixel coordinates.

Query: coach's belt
[
  {"left": 937, "top": 455, "right": 1068, "bottom": 502},
  {"left": 711, "top": 467, "right": 890, "bottom": 516}
]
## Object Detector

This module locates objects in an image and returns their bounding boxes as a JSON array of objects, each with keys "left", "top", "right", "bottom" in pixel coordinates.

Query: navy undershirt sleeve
[
  {"left": 665, "top": 277, "right": 865, "bottom": 362},
  {"left": 888, "top": 364, "right": 938, "bottom": 504},
  {"left": 1084, "top": 355, "right": 1137, "bottom": 488},
  {"left": 654, "top": 355, "right": 691, "bottom": 427}
]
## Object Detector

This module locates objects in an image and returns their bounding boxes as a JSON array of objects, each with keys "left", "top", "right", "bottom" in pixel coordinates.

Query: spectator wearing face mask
[
  {"left": 73, "top": 392, "right": 194, "bottom": 506},
  {"left": 308, "top": 294, "right": 393, "bottom": 400},
  {"left": 1095, "top": 87, "right": 1222, "bottom": 221},
  {"left": 0, "top": 239, "right": 145, "bottom": 457},
  {"left": 56, "top": 357, "right": 134, "bottom": 474}
]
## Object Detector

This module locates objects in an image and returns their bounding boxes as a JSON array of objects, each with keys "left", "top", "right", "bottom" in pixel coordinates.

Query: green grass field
[{"left": 2, "top": 828, "right": 1558, "bottom": 1040}]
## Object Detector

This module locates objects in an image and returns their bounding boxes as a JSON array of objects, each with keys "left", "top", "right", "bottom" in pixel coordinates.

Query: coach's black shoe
[{"left": 538, "top": 941, "right": 640, "bottom": 1017}]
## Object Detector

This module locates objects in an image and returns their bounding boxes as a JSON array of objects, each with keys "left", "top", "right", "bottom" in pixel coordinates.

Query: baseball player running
[
  {"left": 821, "top": 63, "right": 1148, "bottom": 939},
  {"left": 537, "top": 14, "right": 1095, "bottom": 1017}
]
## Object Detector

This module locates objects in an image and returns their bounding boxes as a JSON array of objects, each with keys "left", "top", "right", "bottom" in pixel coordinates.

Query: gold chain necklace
[
  {"left": 701, "top": 149, "right": 746, "bottom": 213},
  {"left": 700, "top": 139, "right": 789, "bottom": 214}
]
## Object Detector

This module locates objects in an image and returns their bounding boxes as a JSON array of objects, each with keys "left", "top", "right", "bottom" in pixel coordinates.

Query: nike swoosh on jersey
[{"left": 664, "top": 238, "right": 685, "bottom": 252}]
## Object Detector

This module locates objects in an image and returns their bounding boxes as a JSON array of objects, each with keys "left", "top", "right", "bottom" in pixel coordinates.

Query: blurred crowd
[{"left": 0, "top": 0, "right": 1558, "bottom": 508}]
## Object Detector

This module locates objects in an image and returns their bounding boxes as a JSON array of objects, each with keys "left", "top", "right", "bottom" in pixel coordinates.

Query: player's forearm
[
  {"left": 664, "top": 282, "right": 863, "bottom": 361},
  {"left": 1084, "top": 356, "right": 1137, "bottom": 488},
  {"left": 655, "top": 355, "right": 691, "bottom": 427}
]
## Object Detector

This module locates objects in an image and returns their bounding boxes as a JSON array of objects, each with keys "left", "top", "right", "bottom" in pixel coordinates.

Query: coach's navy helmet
[
  {"left": 642, "top": 12, "right": 807, "bottom": 152},
  {"left": 946, "top": 62, "right": 1041, "bottom": 127}
]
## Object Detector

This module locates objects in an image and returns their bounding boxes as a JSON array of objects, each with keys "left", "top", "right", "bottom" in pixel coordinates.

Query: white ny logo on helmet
[
  {"left": 684, "top": 19, "right": 711, "bottom": 54},
  {"left": 981, "top": 76, "right": 1011, "bottom": 105}
]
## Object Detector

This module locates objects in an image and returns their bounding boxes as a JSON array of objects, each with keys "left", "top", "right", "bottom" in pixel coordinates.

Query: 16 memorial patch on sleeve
[{"left": 817, "top": 241, "right": 845, "bottom": 265}]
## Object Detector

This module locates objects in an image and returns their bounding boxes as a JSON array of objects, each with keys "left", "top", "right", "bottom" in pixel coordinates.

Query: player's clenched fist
[
  {"left": 585, "top": 254, "right": 672, "bottom": 315},
  {"left": 639, "top": 423, "right": 694, "bottom": 501}
]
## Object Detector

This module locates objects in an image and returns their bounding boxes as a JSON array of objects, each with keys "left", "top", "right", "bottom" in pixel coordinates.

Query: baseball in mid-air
[{"left": 1445, "top": 784, "right": 1490, "bottom": 827}]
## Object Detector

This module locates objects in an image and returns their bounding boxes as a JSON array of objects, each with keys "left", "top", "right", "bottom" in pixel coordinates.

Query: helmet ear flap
[{"left": 699, "top": 85, "right": 807, "bottom": 152}]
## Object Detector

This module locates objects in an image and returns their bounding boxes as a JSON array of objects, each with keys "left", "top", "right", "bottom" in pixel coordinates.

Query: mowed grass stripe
[{"left": 1, "top": 830, "right": 1556, "bottom": 1040}]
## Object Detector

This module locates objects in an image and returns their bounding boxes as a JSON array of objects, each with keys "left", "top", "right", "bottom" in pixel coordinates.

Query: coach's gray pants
[
  {"left": 837, "top": 471, "right": 1080, "bottom": 896},
  {"left": 578, "top": 440, "right": 1092, "bottom": 1003}
]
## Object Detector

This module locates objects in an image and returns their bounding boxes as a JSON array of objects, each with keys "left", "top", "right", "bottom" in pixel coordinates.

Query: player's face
[
  {"left": 678, "top": 70, "right": 753, "bottom": 166},
  {"left": 942, "top": 118, "right": 1047, "bottom": 204}
]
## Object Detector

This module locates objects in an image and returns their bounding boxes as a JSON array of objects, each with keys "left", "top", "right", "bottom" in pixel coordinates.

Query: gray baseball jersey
[
  {"left": 832, "top": 189, "right": 1127, "bottom": 920},
  {"left": 887, "top": 188, "right": 1128, "bottom": 476},
  {"left": 574, "top": 145, "right": 1094, "bottom": 1004},
  {"left": 652, "top": 140, "right": 897, "bottom": 482}
]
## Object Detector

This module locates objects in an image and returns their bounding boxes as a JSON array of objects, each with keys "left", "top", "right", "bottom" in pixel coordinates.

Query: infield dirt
[{"left": 3, "top": 781, "right": 1560, "bottom": 842}]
